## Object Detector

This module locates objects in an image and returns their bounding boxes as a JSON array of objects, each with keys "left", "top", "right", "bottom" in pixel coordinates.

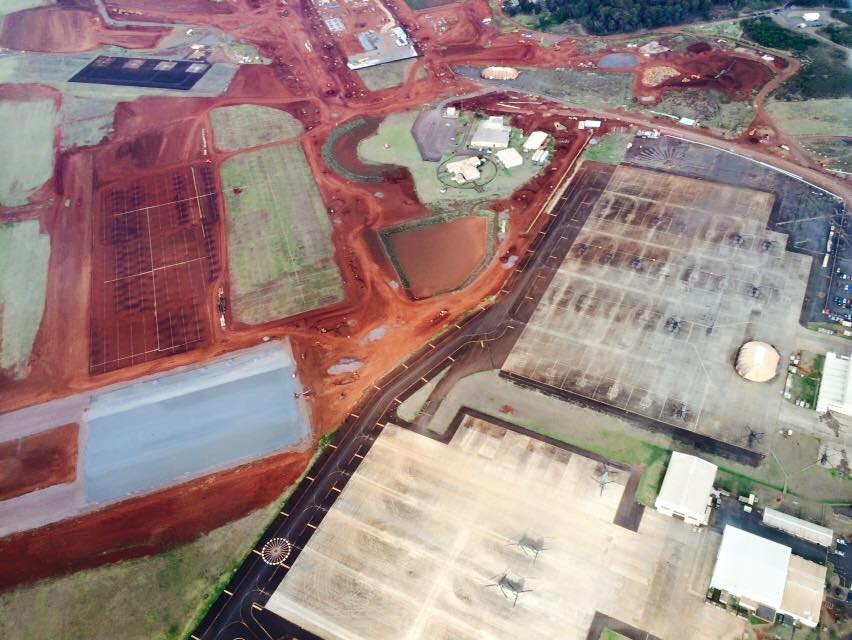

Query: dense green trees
[{"left": 505, "top": 0, "right": 723, "bottom": 35}]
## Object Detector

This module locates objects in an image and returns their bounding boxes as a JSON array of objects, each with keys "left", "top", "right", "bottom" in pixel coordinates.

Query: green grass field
[
  {"left": 800, "top": 137, "right": 852, "bottom": 173},
  {"left": 600, "top": 629, "right": 631, "bottom": 640},
  {"left": 684, "top": 20, "right": 744, "bottom": 40},
  {"left": 0, "top": 221, "right": 50, "bottom": 379},
  {"left": 210, "top": 105, "right": 303, "bottom": 152},
  {"left": 646, "top": 89, "right": 755, "bottom": 138},
  {"left": 0, "top": 98, "right": 57, "bottom": 206},
  {"left": 0, "top": 470, "right": 312, "bottom": 640},
  {"left": 356, "top": 59, "right": 415, "bottom": 92},
  {"left": 358, "top": 111, "right": 543, "bottom": 209},
  {"left": 221, "top": 143, "right": 344, "bottom": 324},
  {"left": 766, "top": 98, "right": 852, "bottom": 137},
  {"left": 583, "top": 132, "right": 633, "bottom": 165}
]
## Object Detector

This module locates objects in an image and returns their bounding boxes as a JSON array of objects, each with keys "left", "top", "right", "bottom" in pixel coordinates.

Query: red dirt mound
[
  {"left": 0, "top": 423, "right": 78, "bottom": 501},
  {"left": 661, "top": 54, "right": 772, "bottom": 100},
  {"left": 687, "top": 41, "right": 712, "bottom": 54},
  {"left": 0, "top": 7, "right": 165, "bottom": 53},
  {"left": 0, "top": 8, "right": 99, "bottom": 52},
  {"left": 0, "top": 449, "right": 310, "bottom": 590}
]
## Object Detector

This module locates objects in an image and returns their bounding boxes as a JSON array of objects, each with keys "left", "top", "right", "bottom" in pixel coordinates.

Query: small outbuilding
[
  {"left": 762, "top": 508, "right": 834, "bottom": 547},
  {"left": 655, "top": 451, "right": 717, "bottom": 526},
  {"left": 736, "top": 341, "right": 780, "bottom": 383},
  {"left": 496, "top": 147, "right": 523, "bottom": 169},
  {"left": 523, "top": 130, "right": 548, "bottom": 151}
]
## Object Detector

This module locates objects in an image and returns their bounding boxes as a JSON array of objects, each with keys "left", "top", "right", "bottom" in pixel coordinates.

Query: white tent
[{"left": 736, "top": 341, "right": 780, "bottom": 382}]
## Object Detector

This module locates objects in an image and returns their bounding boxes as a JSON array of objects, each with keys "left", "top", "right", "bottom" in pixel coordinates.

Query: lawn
[
  {"left": 0, "top": 221, "right": 51, "bottom": 379},
  {"left": 356, "top": 59, "right": 415, "bottom": 92},
  {"left": 600, "top": 630, "right": 631, "bottom": 640},
  {"left": 454, "top": 65, "right": 634, "bottom": 111},
  {"left": 800, "top": 137, "right": 852, "bottom": 173},
  {"left": 766, "top": 98, "right": 852, "bottom": 137},
  {"left": 221, "top": 143, "right": 344, "bottom": 324},
  {"left": 583, "top": 132, "right": 633, "bottom": 165},
  {"left": 0, "top": 475, "right": 308, "bottom": 640},
  {"left": 647, "top": 89, "right": 756, "bottom": 138},
  {"left": 0, "top": 98, "right": 57, "bottom": 206},
  {"left": 684, "top": 19, "right": 744, "bottom": 40},
  {"left": 358, "top": 110, "right": 544, "bottom": 209},
  {"left": 210, "top": 105, "right": 303, "bottom": 152}
]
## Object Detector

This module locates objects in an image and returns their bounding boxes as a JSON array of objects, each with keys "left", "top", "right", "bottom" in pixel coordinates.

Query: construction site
[{"left": 0, "top": 0, "right": 850, "bottom": 638}]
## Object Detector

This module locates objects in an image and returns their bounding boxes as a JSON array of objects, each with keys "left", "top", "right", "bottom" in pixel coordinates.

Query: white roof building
[
  {"left": 679, "top": 116, "right": 697, "bottom": 126},
  {"left": 523, "top": 130, "right": 548, "bottom": 151},
  {"left": 803, "top": 12, "right": 820, "bottom": 21},
  {"left": 710, "top": 526, "right": 825, "bottom": 627},
  {"left": 763, "top": 508, "right": 834, "bottom": 547},
  {"left": 578, "top": 120, "right": 601, "bottom": 129},
  {"left": 470, "top": 116, "right": 511, "bottom": 149},
  {"left": 655, "top": 452, "right": 717, "bottom": 526},
  {"left": 496, "top": 147, "right": 523, "bottom": 169},
  {"left": 444, "top": 106, "right": 458, "bottom": 119},
  {"left": 445, "top": 156, "right": 482, "bottom": 185},
  {"left": 816, "top": 351, "right": 852, "bottom": 417}
]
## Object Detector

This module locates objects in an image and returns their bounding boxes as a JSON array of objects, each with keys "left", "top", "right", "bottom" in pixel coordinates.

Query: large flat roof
[
  {"left": 780, "top": 554, "right": 826, "bottom": 626},
  {"left": 655, "top": 451, "right": 717, "bottom": 519},
  {"left": 84, "top": 343, "right": 311, "bottom": 504},
  {"left": 711, "top": 525, "right": 791, "bottom": 610}
]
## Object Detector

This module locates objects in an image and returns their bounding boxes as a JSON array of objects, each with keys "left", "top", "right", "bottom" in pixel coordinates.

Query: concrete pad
[{"left": 267, "top": 419, "right": 747, "bottom": 640}]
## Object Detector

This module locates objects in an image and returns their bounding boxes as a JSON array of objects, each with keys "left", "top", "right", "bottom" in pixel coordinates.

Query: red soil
[
  {"left": 328, "top": 117, "right": 391, "bottom": 179},
  {"left": 388, "top": 215, "right": 489, "bottom": 299},
  {"left": 0, "top": 7, "right": 167, "bottom": 53},
  {"left": 88, "top": 163, "right": 221, "bottom": 374},
  {"left": 4, "top": 0, "right": 847, "bottom": 589},
  {"left": 657, "top": 53, "right": 773, "bottom": 101},
  {"left": 0, "top": 449, "right": 310, "bottom": 590},
  {"left": 0, "top": 423, "right": 78, "bottom": 501}
]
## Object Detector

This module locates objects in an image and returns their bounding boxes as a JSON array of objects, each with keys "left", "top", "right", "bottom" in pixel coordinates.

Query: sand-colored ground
[
  {"left": 268, "top": 421, "right": 747, "bottom": 640},
  {"left": 642, "top": 65, "right": 680, "bottom": 87}
]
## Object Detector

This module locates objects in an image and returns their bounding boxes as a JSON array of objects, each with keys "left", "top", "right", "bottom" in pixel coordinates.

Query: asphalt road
[{"left": 191, "top": 162, "right": 614, "bottom": 640}]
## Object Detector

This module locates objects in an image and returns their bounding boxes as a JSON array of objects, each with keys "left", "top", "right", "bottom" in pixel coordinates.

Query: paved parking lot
[
  {"left": 626, "top": 136, "right": 845, "bottom": 327},
  {"left": 503, "top": 165, "right": 811, "bottom": 456},
  {"left": 266, "top": 417, "right": 747, "bottom": 640}
]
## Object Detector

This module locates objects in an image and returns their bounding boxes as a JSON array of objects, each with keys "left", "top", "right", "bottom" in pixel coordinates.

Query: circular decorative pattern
[{"left": 261, "top": 537, "right": 293, "bottom": 566}]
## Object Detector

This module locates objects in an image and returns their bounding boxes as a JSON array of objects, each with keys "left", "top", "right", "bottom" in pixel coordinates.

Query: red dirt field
[
  {"left": 654, "top": 53, "right": 773, "bottom": 101},
  {"left": 0, "top": 423, "right": 78, "bottom": 501},
  {"left": 2, "top": 0, "right": 849, "bottom": 591},
  {"left": 0, "top": 7, "right": 167, "bottom": 53},
  {"left": 0, "top": 448, "right": 310, "bottom": 590},
  {"left": 89, "top": 164, "right": 221, "bottom": 374},
  {"left": 387, "top": 215, "right": 489, "bottom": 299}
]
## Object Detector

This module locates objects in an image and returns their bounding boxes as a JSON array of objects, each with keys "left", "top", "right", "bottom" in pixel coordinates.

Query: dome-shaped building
[
  {"left": 481, "top": 66, "right": 520, "bottom": 80},
  {"left": 735, "top": 341, "right": 780, "bottom": 382}
]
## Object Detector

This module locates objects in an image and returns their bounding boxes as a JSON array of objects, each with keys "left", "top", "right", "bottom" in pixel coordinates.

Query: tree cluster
[{"left": 504, "top": 0, "right": 719, "bottom": 35}]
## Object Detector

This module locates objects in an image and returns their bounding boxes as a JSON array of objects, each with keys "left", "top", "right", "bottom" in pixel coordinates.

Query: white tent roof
[
  {"left": 655, "top": 452, "right": 717, "bottom": 519},
  {"left": 711, "top": 525, "right": 791, "bottom": 610},
  {"left": 736, "top": 341, "right": 780, "bottom": 382},
  {"left": 496, "top": 147, "right": 523, "bottom": 168},
  {"left": 523, "top": 131, "right": 548, "bottom": 150}
]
